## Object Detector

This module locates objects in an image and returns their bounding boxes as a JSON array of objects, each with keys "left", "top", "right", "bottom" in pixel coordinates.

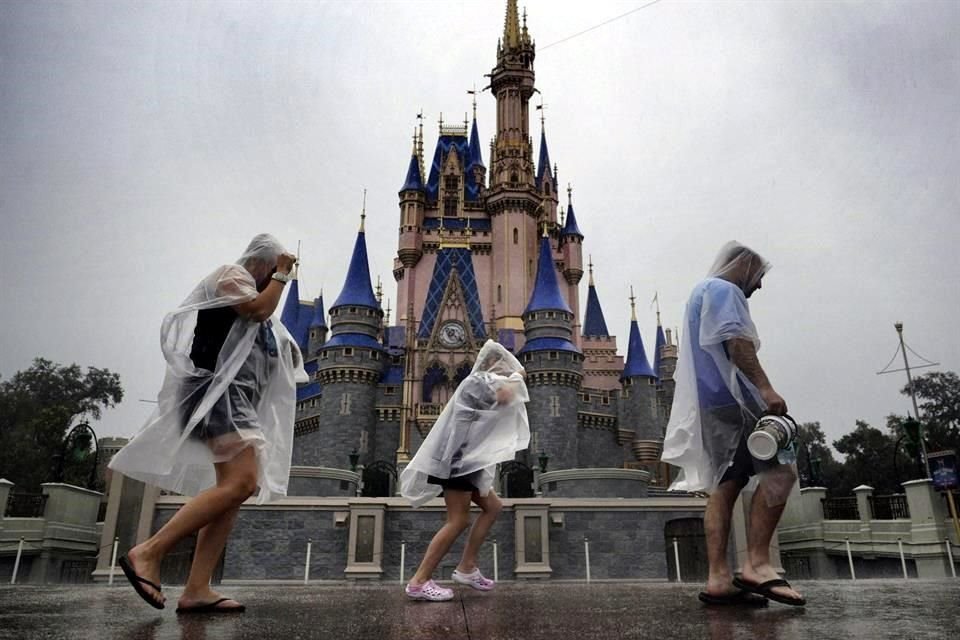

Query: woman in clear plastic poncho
[
  {"left": 661, "top": 241, "right": 804, "bottom": 607},
  {"left": 399, "top": 340, "right": 529, "bottom": 602},
  {"left": 109, "top": 234, "right": 306, "bottom": 613}
]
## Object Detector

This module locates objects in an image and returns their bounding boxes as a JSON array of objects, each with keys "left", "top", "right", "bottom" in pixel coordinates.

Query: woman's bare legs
[
  {"left": 126, "top": 446, "right": 258, "bottom": 607},
  {"left": 457, "top": 491, "right": 502, "bottom": 573},
  {"left": 409, "top": 490, "right": 473, "bottom": 585}
]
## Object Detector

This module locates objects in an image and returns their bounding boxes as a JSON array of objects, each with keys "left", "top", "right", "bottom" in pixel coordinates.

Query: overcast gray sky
[{"left": 1, "top": 0, "right": 957, "bottom": 451}]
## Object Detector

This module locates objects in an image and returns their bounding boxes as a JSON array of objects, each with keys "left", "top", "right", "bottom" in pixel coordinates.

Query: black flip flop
[
  {"left": 117, "top": 555, "right": 164, "bottom": 610},
  {"left": 733, "top": 576, "right": 806, "bottom": 607},
  {"left": 176, "top": 598, "right": 246, "bottom": 614},
  {"left": 698, "top": 590, "right": 768, "bottom": 607}
]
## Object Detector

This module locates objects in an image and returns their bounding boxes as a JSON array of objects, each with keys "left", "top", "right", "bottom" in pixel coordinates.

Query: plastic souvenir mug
[{"left": 747, "top": 414, "right": 798, "bottom": 461}]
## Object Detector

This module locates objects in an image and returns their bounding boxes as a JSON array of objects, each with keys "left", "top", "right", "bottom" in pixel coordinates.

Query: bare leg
[
  {"left": 177, "top": 505, "right": 241, "bottom": 608},
  {"left": 126, "top": 446, "right": 258, "bottom": 606},
  {"left": 704, "top": 479, "right": 743, "bottom": 596},
  {"left": 741, "top": 470, "right": 803, "bottom": 601},
  {"left": 457, "top": 491, "right": 502, "bottom": 573},
  {"left": 410, "top": 490, "right": 472, "bottom": 585}
]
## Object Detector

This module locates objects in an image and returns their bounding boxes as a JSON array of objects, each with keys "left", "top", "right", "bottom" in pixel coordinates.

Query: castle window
[
  {"left": 443, "top": 197, "right": 458, "bottom": 218},
  {"left": 545, "top": 182, "right": 551, "bottom": 196},
  {"left": 349, "top": 307, "right": 357, "bottom": 313},
  {"left": 510, "top": 172, "right": 519, "bottom": 184},
  {"left": 444, "top": 175, "right": 459, "bottom": 190},
  {"left": 497, "top": 285, "right": 502, "bottom": 303},
  {"left": 343, "top": 348, "right": 354, "bottom": 357},
  {"left": 321, "top": 351, "right": 329, "bottom": 360},
  {"left": 648, "top": 378, "right": 657, "bottom": 386},
  {"left": 601, "top": 396, "right": 610, "bottom": 406},
  {"left": 548, "top": 351, "right": 559, "bottom": 360},
  {"left": 513, "top": 228, "right": 518, "bottom": 244},
  {"left": 385, "top": 386, "right": 397, "bottom": 395},
  {"left": 392, "top": 355, "right": 402, "bottom": 365},
  {"left": 581, "top": 393, "right": 591, "bottom": 403}
]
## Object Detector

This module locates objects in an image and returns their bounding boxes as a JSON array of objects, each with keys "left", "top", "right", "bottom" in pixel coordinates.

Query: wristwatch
[{"left": 271, "top": 271, "right": 292, "bottom": 284}]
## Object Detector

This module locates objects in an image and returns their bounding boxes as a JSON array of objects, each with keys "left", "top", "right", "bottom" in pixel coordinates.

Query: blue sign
[{"left": 928, "top": 450, "right": 958, "bottom": 492}]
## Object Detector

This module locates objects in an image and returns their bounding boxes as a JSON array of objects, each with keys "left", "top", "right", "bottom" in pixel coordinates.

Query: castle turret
[
  {"left": 535, "top": 122, "right": 559, "bottom": 227},
  {"left": 487, "top": 0, "right": 541, "bottom": 331},
  {"left": 468, "top": 109, "right": 487, "bottom": 191},
  {"left": 519, "top": 233, "right": 583, "bottom": 471},
  {"left": 295, "top": 215, "right": 384, "bottom": 472},
  {"left": 279, "top": 275, "right": 311, "bottom": 354},
  {"left": 657, "top": 325, "right": 679, "bottom": 428},
  {"left": 560, "top": 185, "right": 584, "bottom": 346},
  {"left": 307, "top": 292, "right": 328, "bottom": 357},
  {"left": 581, "top": 259, "right": 623, "bottom": 392},
  {"left": 619, "top": 289, "right": 660, "bottom": 468}
]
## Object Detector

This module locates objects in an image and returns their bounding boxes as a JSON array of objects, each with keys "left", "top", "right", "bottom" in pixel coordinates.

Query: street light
[
  {"left": 53, "top": 422, "right": 99, "bottom": 489},
  {"left": 348, "top": 449, "right": 360, "bottom": 472},
  {"left": 538, "top": 451, "right": 549, "bottom": 474}
]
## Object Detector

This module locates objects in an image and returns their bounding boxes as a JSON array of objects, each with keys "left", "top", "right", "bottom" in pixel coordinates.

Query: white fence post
[
  {"left": 10, "top": 538, "right": 24, "bottom": 585},
  {"left": 492, "top": 540, "right": 499, "bottom": 582},
  {"left": 845, "top": 538, "right": 856, "bottom": 580},
  {"left": 304, "top": 539, "right": 312, "bottom": 585},
  {"left": 399, "top": 541, "right": 406, "bottom": 584},
  {"left": 584, "top": 537, "right": 591, "bottom": 583},
  {"left": 946, "top": 539, "right": 957, "bottom": 579},
  {"left": 673, "top": 537, "right": 682, "bottom": 583},
  {"left": 898, "top": 538, "right": 908, "bottom": 579},
  {"left": 108, "top": 537, "right": 119, "bottom": 586}
]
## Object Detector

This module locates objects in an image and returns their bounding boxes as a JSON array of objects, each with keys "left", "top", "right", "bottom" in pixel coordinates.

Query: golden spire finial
[
  {"left": 653, "top": 291, "right": 661, "bottom": 326},
  {"left": 629, "top": 285, "right": 637, "bottom": 322},
  {"left": 541, "top": 222, "right": 549, "bottom": 238},
  {"left": 588, "top": 255, "right": 594, "bottom": 286},
  {"left": 359, "top": 188, "right": 367, "bottom": 232},
  {"left": 376, "top": 275, "right": 383, "bottom": 303},
  {"left": 504, "top": 0, "right": 520, "bottom": 49}
]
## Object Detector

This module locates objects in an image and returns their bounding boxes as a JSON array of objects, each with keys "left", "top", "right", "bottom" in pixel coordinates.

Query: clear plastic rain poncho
[
  {"left": 109, "top": 234, "right": 308, "bottom": 504},
  {"left": 399, "top": 340, "right": 530, "bottom": 507},
  {"left": 662, "top": 241, "right": 796, "bottom": 504}
]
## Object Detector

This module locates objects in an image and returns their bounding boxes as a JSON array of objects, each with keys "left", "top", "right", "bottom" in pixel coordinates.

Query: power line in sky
[{"left": 539, "top": 0, "right": 666, "bottom": 52}]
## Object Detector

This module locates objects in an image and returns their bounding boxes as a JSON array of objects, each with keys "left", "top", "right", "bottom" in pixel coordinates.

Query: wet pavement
[{"left": 0, "top": 580, "right": 957, "bottom": 640}]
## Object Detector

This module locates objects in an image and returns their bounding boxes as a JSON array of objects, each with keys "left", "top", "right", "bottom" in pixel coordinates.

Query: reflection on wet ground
[{"left": 0, "top": 580, "right": 956, "bottom": 639}]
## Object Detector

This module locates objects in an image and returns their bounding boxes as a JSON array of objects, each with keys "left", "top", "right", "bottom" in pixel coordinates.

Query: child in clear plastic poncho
[
  {"left": 399, "top": 339, "right": 529, "bottom": 601},
  {"left": 109, "top": 234, "right": 306, "bottom": 613},
  {"left": 661, "top": 241, "right": 804, "bottom": 607}
]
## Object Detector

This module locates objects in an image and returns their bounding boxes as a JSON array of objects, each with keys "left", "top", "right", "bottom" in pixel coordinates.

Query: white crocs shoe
[
  {"left": 405, "top": 579, "right": 455, "bottom": 602},
  {"left": 452, "top": 568, "right": 495, "bottom": 591}
]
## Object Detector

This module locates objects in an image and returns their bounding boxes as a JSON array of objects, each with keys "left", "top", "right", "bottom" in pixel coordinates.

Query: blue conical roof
[
  {"left": 562, "top": 202, "right": 584, "bottom": 237},
  {"left": 332, "top": 231, "right": 380, "bottom": 310},
  {"left": 582, "top": 284, "right": 609, "bottom": 337},
  {"left": 280, "top": 278, "right": 302, "bottom": 335},
  {"left": 400, "top": 153, "right": 423, "bottom": 192},
  {"left": 310, "top": 294, "right": 327, "bottom": 329},
  {"left": 524, "top": 235, "right": 572, "bottom": 314},
  {"left": 653, "top": 323, "right": 666, "bottom": 376},
  {"left": 535, "top": 128, "right": 552, "bottom": 190},
  {"left": 469, "top": 118, "right": 484, "bottom": 169},
  {"left": 622, "top": 319, "right": 657, "bottom": 379}
]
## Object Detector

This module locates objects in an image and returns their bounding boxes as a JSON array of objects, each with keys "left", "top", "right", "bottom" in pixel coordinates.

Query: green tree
[
  {"left": 833, "top": 420, "right": 913, "bottom": 495},
  {"left": 902, "top": 371, "right": 960, "bottom": 453},
  {"left": 0, "top": 359, "right": 123, "bottom": 492}
]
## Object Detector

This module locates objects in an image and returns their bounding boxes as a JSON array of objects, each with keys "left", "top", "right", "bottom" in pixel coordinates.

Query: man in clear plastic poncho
[
  {"left": 109, "top": 234, "right": 307, "bottom": 613},
  {"left": 399, "top": 340, "right": 529, "bottom": 602},
  {"left": 662, "top": 241, "right": 805, "bottom": 607}
]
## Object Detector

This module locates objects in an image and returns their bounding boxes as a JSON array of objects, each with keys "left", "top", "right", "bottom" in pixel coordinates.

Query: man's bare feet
[
  {"left": 125, "top": 544, "right": 166, "bottom": 607},
  {"left": 740, "top": 563, "right": 804, "bottom": 602},
  {"left": 177, "top": 589, "right": 244, "bottom": 611},
  {"left": 704, "top": 572, "right": 740, "bottom": 597}
]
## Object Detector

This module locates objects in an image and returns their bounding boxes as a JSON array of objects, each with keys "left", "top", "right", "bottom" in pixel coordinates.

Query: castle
[
  {"left": 95, "top": 1, "right": 709, "bottom": 585},
  {"left": 281, "top": 0, "right": 679, "bottom": 500}
]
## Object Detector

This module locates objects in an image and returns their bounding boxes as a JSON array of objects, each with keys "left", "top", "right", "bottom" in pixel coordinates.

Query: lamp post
[
  {"left": 538, "top": 451, "right": 549, "bottom": 474},
  {"left": 348, "top": 449, "right": 360, "bottom": 472},
  {"left": 53, "top": 422, "right": 99, "bottom": 489}
]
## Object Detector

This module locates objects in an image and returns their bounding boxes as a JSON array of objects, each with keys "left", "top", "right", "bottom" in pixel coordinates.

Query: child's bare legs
[
  {"left": 457, "top": 491, "right": 502, "bottom": 573},
  {"left": 410, "top": 490, "right": 472, "bottom": 586}
]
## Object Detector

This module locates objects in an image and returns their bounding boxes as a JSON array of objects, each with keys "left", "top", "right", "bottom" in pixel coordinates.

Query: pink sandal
[
  {"left": 405, "top": 579, "right": 454, "bottom": 602},
  {"left": 452, "top": 568, "right": 495, "bottom": 591}
]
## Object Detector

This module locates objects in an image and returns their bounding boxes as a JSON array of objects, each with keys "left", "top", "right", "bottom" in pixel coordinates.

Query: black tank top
[{"left": 189, "top": 306, "right": 239, "bottom": 371}]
